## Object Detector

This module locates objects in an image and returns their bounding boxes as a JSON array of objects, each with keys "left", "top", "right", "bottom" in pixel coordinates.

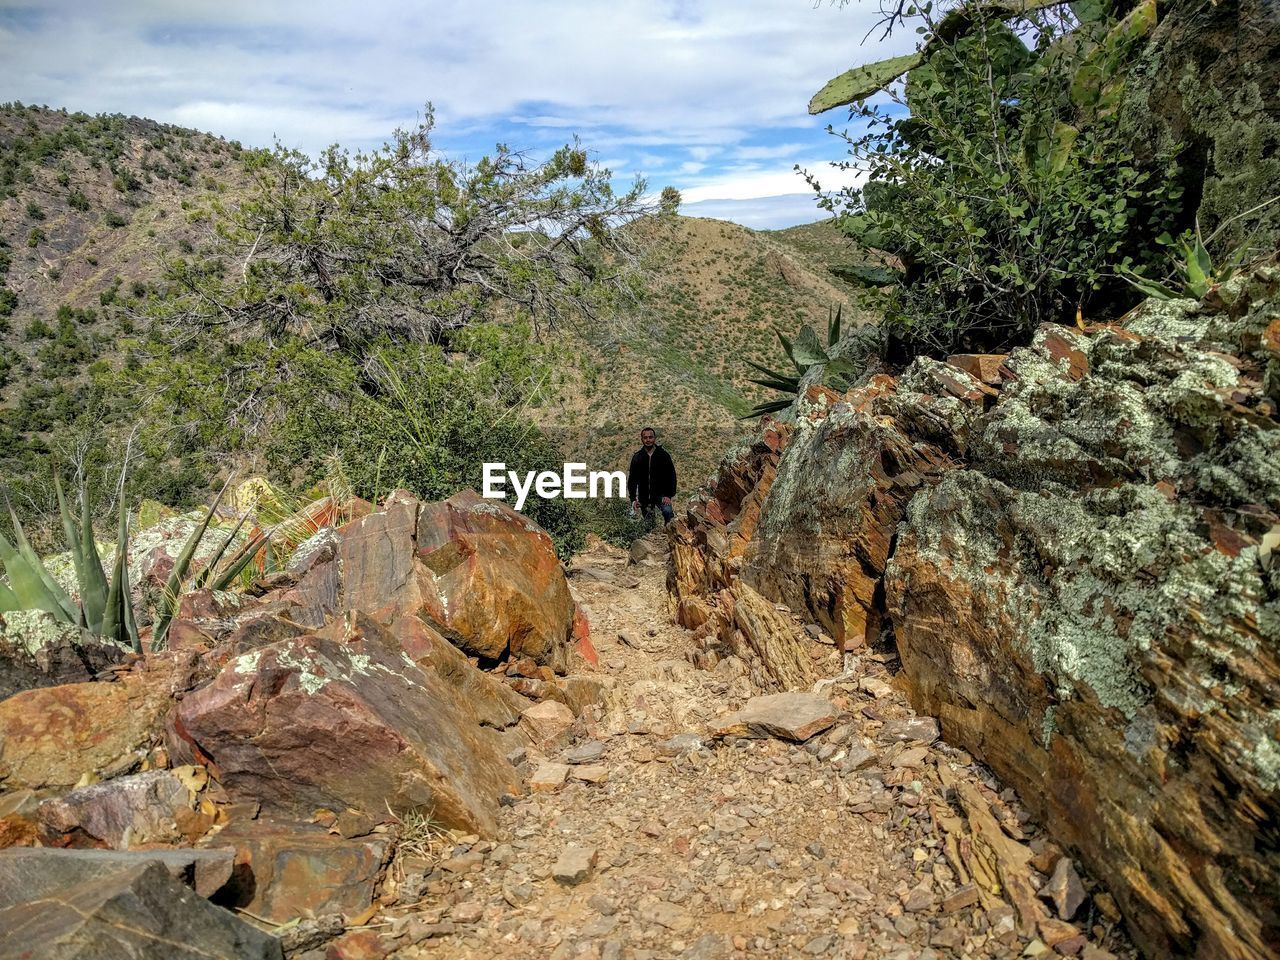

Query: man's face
[{"left": 641, "top": 430, "right": 656, "bottom": 449}]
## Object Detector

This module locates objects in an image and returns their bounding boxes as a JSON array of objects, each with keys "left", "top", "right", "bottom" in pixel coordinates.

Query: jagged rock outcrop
[
  {"left": 171, "top": 618, "right": 523, "bottom": 835},
  {"left": 672, "top": 265, "right": 1280, "bottom": 959},
  {"left": 0, "top": 610, "right": 130, "bottom": 700}
]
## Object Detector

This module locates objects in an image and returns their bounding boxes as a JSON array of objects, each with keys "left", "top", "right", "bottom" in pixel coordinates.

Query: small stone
[
  {"left": 1081, "top": 946, "right": 1118, "bottom": 960},
  {"left": 530, "top": 763, "right": 570, "bottom": 792},
  {"left": 501, "top": 880, "right": 535, "bottom": 906},
  {"left": 712, "top": 813, "right": 748, "bottom": 833},
  {"left": 552, "top": 845, "right": 597, "bottom": 885},
  {"left": 1037, "top": 918, "right": 1080, "bottom": 947},
  {"left": 570, "top": 764, "right": 609, "bottom": 784},
  {"left": 657, "top": 733, "right": 704, "bottom": 756},
  {"left": 902, "top": 884, "right": 936, "bottom": 912},
  {"left": 803, "top": 933, "right": 837, "bottom": 954},
  {"left": 441, "top": 850, "right": 485, "bottom": 874},
  {"left": 941, "top": 883, "right": 980, "bottom": 913},
  {"left": 989, "top": 905, "right": 1018, "bottom": 938},
  {"left": 449, "top": 901, "right": 483, "bottom": 923},
  {"left": 1053, "top": 936, "right": 1088, "bottom": 956},
  {"left": 1023, "top": 940, "right": 1052, "bottom": 958},
  {"left": 565, "top": 741, "right": 607, "bottom": 764},
  {"left": 1040, "top": 857, "right": 1087, "bottom": 920},
  {"left": 805, "top": 842, "right": 826, "bottom": 859},
  {"left": 931, "top": 925, "right": 965, "bottom": 949},
  {"left": 588, "top": 894, "right": 618, "bottom": 916},
  {"left": 891, "top": 746, "right": 929, "bottom": 769},
  {"left": 878, "top": 717, "right": 940, "bottom": 744}
]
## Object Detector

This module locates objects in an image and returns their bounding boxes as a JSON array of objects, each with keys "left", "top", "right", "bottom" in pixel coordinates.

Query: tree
[
  {"left": 154, "top": 106, "right": 657, "bottom": 352},
  {"left": 659, "top": 186, "right": 682, "bottom": 216}
]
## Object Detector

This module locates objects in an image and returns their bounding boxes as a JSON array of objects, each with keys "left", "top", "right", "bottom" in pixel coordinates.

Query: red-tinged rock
[
  {"left": 519, "top": 700, "right": 576, "bottom": 752},
  {"left": 172, "top": 628, "right": 520, "bottom": 835},
  {"left": 326, "top": 929, "right": 388, "bottom": 960},
  {"left": 386, "top": 615, "right": 530, "bottom": 731},
  {"left": 414, "top": 491, "right": 575, "bottom": 671},
  {"left": 0, "top": 791, "right": 39, "bottom": 849},
  {"left": 335, "top": 490, "right": 576, "bottom": 672},
  {"left": 572, "top": 605, "right": 599, "bottom": 667},
  {"left": 0, "top": 674, "right": 170, "bottom": 791},
  {"left": 946, "top": 353, "right": 1009, "bottom": 386},
  {"left": 208, "top": 819, "right": 388, "bottom": 925},
  {"left": 37, "top": 769, "right": 216, "bottom": 848}
]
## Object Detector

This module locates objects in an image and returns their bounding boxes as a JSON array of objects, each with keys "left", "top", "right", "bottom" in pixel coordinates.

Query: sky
[{"left": 0, "top": 1, "right": 914, "bottom": 229}]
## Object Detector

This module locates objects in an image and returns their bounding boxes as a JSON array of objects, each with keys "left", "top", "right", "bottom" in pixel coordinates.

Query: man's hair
[{"left": 640, "top": 426, "right": 656, "bottom": 436}]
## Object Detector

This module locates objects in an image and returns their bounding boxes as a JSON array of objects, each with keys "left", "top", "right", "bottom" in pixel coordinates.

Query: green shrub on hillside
[{"left": 811, "top": 0, "right": 1183, "bottom": 356}]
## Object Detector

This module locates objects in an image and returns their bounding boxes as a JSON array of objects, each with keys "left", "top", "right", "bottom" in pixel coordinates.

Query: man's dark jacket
[{"left": 628, "top": 446, "right": 677, "bottom": 505}]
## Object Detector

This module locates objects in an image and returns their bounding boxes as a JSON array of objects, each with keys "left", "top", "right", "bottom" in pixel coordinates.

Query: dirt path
[{"left": 378, "top": 538, "right": 1135, "bottom": 960}]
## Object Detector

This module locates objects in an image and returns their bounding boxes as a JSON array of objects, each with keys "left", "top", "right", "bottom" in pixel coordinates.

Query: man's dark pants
[{"left": 640, "top": 500, "right": 674, "bottom": 525}]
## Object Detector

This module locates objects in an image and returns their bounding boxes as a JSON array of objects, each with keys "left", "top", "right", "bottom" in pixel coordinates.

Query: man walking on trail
[{"left": 628, "top": 427, "right": 677, "bottom": 525}]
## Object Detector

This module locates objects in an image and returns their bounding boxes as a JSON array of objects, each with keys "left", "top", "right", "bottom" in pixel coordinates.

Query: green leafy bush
[{"left": 811, "top": 0, "right": 1183, "bottom": 356}]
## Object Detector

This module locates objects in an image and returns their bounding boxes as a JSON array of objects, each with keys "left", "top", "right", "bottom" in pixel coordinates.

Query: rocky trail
[{"left": 366, "top": 536, "right": 1134, "bottom": 960}]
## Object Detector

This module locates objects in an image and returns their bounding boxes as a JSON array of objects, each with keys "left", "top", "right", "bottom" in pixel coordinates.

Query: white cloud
[
  {"left": 0, "top": 0, "right": 908, "bottom": 204},
  {"left": 677, "top": 161, "right": 862, "bottom": 204},
  {"left": 681, "top": 193, "right": 833, "bottom": 231}
]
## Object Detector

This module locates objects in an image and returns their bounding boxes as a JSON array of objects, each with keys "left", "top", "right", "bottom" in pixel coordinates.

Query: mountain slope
[{"left": 0, "top": 104, "right": 875, "bottom": 534}]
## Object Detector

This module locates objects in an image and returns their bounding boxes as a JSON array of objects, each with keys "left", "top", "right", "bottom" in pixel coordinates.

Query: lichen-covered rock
[
  {"left": 171, "top": 626, "right": 521, "bottom": 835},
  {"left": 673, "top": 266, "right": 1280, "bottom": 959},
  {"left": 0, "top": 674, "right": 170, "bottom": 791},
  {"left": 0, "top": 609, "right": 130, "bottom": 699},
  {"left": 336, "top": 489, "right": 577, "bottom": 671}
]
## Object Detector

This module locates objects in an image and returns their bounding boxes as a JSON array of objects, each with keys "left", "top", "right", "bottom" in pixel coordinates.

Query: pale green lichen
[{"left": 1041, "top": 705, "right": 1057, "bottom": 749}]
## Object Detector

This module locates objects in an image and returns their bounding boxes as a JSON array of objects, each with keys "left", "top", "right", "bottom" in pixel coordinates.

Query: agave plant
[
  {"left": 1119, "top": 199, "right": 1278, "bottom": 301},
  {"left": 744, "top": 305, "right": 860, "bottom": 417},
  {"left": 0, "top": 466, "right": 266, "bottom": 653}
]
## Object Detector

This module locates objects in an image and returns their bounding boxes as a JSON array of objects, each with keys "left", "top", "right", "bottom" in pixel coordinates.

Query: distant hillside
[
  {"left": 543, "top": 216, "right": 875, "bottom": 492},
  {"left": 0, "top": 103, "right": 876, "bottom": 532}
]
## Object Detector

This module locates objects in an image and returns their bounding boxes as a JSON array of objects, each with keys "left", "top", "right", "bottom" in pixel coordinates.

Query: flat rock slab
[
  {"left": 0, "top": 859, "right": 281, "bottom": 959},
  {"left": 206, "top": 820, "right": 388, "bottom": 925},
  {"left": 0, "top": 847, "right": 236, "bottom": 903},
  {"left": 712, "top": 692, "right": 838, "bottom": 742},
  {"left": 530, "top": 762, "right": 571, "bottom": 792},
  {"left": 564, "top": 740, "right": 606, "bottom": 764},
  {"left": 552, "top": 845, "right": 597, "bottom": 885}
]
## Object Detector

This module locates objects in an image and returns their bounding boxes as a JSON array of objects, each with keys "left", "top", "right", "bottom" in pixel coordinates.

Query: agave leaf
[
  {"left": 118, "top": 507, "right": 139, "bottom": 653},
  {"left": 744, "top": 397, "right": 796, "bottom": 419},
  {"left": 828, "top": 304, "right": 843, "bottom": 348},
  {"left": 153, "top": 476, "right": 233, "bottom": 649},
  {"left": 775, "top": 331, "right": 800, "bottom": 373},
  {"left": 747, "top": 375, "right": 802, "bottom": 393},
  {"left": 1119, "top": 266, "right": 1183, "bottom": 301},
  {"left": 809, "top": 52, "right": 923, "bottom": 115},
  {"left": 77, "top": 479, "right": 110, "bottom": 631},
  {"left": 6, "top": 503, "right": 77, "bottom": 621},
  {"left": 791, "top": 327, "right": 828, "bottom": 369},
  {"left": 54, "top": 472, "right": 85, "bottom": 593},
  {"left": 0, "top": 580, "right": 19, "bottom": 612},
  {"left": 210, "top": 532, "right": 270, "bottom": 592},
  {"left": 0, "top": 542, "right": 73, "bottom": 620},
  {"left": 193, "top": 511, "right": 250, "bottom": 591},
  {"left": 99, "top": 503, "right": 127, "bottom": 647}
]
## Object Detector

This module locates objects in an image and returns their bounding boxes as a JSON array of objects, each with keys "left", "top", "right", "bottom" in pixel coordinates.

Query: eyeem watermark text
[{"left": 482, "top": 463, "right": 627, "bottom": 511}]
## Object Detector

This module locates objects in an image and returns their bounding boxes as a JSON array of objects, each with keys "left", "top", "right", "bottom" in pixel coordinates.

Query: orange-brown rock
[
  {"left": 172, "top": 625, "right": 521, "bottom": 835},
  {"left": 672, "top": 268, "right": 1280, "bottom": 959},
  {"left": 0, "top": 673, "right": 170, "bottom": 791},
  {"left": 336, "top": 489, "right": 576, "bottom": 671}
]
